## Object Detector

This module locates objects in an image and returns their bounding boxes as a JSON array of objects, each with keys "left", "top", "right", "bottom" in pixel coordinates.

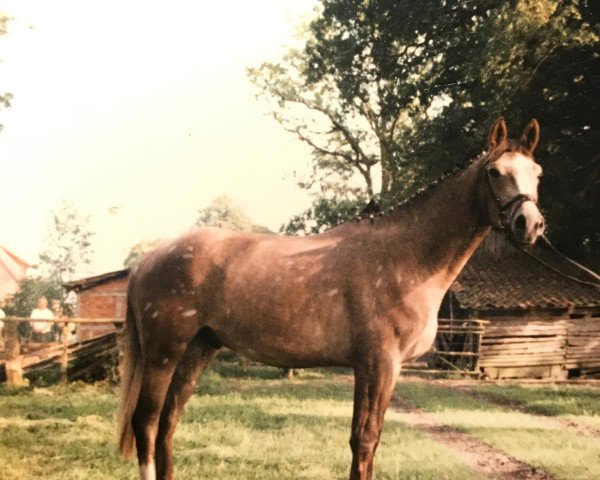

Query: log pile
[
  {"left": 566, "top": 317, "right": 600, "bottom": 376},
  {"left": 17, "top": 333, "right": 117, "bottom": 381},
  {"left": 479, "top": 319, "right": 567, "bottom": 368}
]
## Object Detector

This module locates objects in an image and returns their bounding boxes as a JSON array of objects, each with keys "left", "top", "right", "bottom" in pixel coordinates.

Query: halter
[{"left": 484, "top": 162, "right": 538, "bottom": 231}]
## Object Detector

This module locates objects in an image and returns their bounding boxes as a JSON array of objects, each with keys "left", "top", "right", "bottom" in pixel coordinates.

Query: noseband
[{"left": 485, "top": 165, "right": 538, "bottom": 231}]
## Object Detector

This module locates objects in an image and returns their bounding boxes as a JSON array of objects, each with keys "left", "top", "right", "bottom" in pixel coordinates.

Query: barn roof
[
  {"left": 0, "top": 245, "right": 30, "bottom": 300},
  {"left": 63, "top": 269, "right": 130, "bottom": 292},
  {"left": 451, "top": 232, "right": 600, "bottom": 311}
]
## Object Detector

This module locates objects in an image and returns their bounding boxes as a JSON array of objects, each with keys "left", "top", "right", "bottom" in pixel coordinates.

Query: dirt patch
[{"left": 390, "top": 393, "right": 554, "bottom": 480}]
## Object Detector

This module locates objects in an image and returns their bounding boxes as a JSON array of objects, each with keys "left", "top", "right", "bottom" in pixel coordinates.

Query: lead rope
[{"left": 519, "top": 235, "right": 600, "bottom": 288}]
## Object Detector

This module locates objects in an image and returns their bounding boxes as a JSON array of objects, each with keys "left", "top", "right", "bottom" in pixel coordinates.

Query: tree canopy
[
  {"left": 1, "top": 277, "right": 63, "bottom": 318},
  {"left": 123, "top": 239, "right": 164, "bottom": 268},
  {"left": 252, "top": 0, "right": 599, "bottom": 267},
  {"left": 38, "top": 201, "right": 94, "bottom": 282},
  {"left": 0, "top": 13, "right": 13, "bottom": 133},
  {"left": 195, "top": 195, "right": 273, "bottom": 234}
]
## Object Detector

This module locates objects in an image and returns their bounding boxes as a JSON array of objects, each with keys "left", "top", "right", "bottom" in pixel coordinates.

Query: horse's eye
[{"left": 488, "top": 167, "right": 500, "bottom": 179}]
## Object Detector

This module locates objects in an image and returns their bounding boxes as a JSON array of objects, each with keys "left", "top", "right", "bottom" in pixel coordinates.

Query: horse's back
[{"left": 128, "top": 227, "right": 354, "bottom": 367}]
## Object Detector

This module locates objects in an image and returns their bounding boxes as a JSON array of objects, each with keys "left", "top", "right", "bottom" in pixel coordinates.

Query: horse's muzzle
[{"left": 510, "top": 201, "right": 545, "bottom": 245}]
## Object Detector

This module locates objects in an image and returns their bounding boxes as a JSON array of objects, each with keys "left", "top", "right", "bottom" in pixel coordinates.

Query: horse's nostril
[{"left": 515, "top": 214, "right": 526, "bottom": 230}]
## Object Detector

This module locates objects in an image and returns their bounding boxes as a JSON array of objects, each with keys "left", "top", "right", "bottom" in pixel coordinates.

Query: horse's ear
[
  {"left": 488, "top": 117, "right": 508, "bottom": 150},
  {"left": 519, "top": 119, "right": 540, "bottom": 154}
]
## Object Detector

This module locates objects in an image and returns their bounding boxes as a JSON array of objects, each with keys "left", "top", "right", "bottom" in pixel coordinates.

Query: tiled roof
[
  {"left": 0, "top": 246, "right": 30, "bottom": 300},
  {"left": 451, "top": 232, "right": 600, "bottom": 310}
]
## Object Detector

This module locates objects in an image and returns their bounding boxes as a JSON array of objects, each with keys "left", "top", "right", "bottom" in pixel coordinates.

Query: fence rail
[
  {"left": 1, "top": 316, "right": 125, "bottom": 324},
  {"left": 1, "top": 317, "right": 125, "bottom": 385},
  {"left": 403, "top": 319, "right": 488, "bottom": 377}
]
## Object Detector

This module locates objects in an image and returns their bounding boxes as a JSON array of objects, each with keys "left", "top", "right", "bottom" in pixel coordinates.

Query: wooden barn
[
  {"left": 439, "top": 232, "right": 600, "bottom": 379},
  {"left": 64, "top": 269, "right": 129, "bottom": 340}
]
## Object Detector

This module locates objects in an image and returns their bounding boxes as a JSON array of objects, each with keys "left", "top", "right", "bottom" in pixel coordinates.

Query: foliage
[
  {"left": 1, "top": 277, "right": 63, "bottom": 318},
  {"left": 38, "top": 201, "right": 94, "bottom": 282},
  {"left": 281, "top": 194, "right": 368, "bottom": 235},
  {"left": 0, "top": 13, "right": 12, "bottom": 133},
  {"left": 1, "top": 277, "right": 64, "bottom": 337},
  {"left": 195, "top": 195, "right": 273, "bottom": 233},
  {"left": 252, "top": 0, "right": 600, "bottom": 267},
  {"left": 123, "top": 239, "right": 164, "bottom": 268}
]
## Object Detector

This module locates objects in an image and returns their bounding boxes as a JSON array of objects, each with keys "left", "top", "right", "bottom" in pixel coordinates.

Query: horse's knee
[{"left": 349, "top": 433, "right": 378, "bottom": 458}]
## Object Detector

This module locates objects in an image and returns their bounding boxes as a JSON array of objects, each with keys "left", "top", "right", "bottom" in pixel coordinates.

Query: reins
[{"left": 520, "top": 236, "right": 600, "bottom": 288}]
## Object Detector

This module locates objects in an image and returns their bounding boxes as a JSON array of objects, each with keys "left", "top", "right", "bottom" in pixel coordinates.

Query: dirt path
[{"left": 390, "top": 393, "right": 554, "bottom": 480}]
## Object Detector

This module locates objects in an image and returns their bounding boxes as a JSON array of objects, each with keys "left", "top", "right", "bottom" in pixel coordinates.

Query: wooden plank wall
[
  {"left": 479, "top": 318, "right": 567, "bottom": 369},
  {"left": 478, "top": 314, "right": 600, "bottom": 379},
  {"left": 566, "top": 317, "right": 600, "bottom": 375}
]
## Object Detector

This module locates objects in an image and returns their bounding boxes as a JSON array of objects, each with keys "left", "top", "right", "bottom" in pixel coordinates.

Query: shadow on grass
[
  {"left": 197, "top": 373, "right": 355, "bottom": 402},
  {"left": 209, "top": 363, "right": 353, "bottom": 380},
  {"left": 477, "top": 384, "right": 600, "bottom": 417},
  {"left": 0, "top": 384, "right": 116, "bottom": 420},
  {"left": 182, "top": 401, "right": 358, "bottom": 432},
  {"left": 395, "top": 380, "right": 502, "bottom": 413}
]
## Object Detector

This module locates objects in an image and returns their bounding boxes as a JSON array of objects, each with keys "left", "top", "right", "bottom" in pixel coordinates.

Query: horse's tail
[{"left": 116, "top": 295, "right": 143, "bottom": 459}]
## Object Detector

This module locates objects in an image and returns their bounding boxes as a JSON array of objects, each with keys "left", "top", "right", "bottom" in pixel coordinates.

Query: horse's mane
[{"left": 347, "top": 150, "right": 490, "bottom": 225}]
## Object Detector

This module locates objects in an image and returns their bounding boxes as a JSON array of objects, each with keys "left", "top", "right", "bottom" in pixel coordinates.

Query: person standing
[
  {"left": 30, "top": 296, "right": 54, "bottom": 343},
  {"left": 0, "top": 307, "right": 5, "bottom": 349}
]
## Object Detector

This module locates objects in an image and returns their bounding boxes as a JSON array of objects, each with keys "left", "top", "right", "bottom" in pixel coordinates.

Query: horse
[{"left": 117, "top": 117, "right": 545, "bottom": 480}]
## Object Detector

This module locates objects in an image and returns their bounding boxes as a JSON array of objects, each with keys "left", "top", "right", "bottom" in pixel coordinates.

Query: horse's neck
[{"left": 383, "top": 158, "right": 490, "bottom": 291}]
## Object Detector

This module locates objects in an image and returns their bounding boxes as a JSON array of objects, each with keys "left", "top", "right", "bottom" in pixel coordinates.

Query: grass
[
  {"left": 0, "top": 366, "right": 474, "bottom": 480},
  {"left": 476, "top": 383, "right": 600, "bottom": 416},
  {"left": 396, "top": 378, "right": 600, "bottom": 480},
  {"left": 1, "top": 367, "right": 599, "bottom": 480}
]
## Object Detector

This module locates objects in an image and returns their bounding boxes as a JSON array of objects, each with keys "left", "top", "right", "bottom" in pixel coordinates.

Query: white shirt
[
  {"left": 0, "top": 308, "right": 5, "bottom": 330},
  {"left": 30, "top": 308, "right": 54, "bottom": 333}
]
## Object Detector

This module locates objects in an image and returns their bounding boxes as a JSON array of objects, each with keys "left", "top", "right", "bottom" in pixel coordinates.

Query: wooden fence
[
  {"left": 0, "top": 317, "right": 124, "bottom": 386},
  {"left": 404, "top": 319, "right": 488, "bottom": 376}
]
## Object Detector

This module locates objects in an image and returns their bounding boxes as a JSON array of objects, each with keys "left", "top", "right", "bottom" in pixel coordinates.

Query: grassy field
[{"left": 0, "top": 364, "right": 599, "bottom": 479}]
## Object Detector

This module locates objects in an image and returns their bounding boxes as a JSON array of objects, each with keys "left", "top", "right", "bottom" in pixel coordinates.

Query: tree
[
  {"left": 195, "top": 196, "right": 273, "bottom": 234},
  {"left": 38, "top": 201, "right": 94, "bottom": 282},
  {"left": 252, "top": 0, "right": 600, "bottom": 267},
  {"left": 1, "top": 278, "right": 63, "bottom": 318},
  {"left": 123, "top": 239, "right": 164, "bottom": 268},
  {"left": 281, "top": 194, "right": 369, "bottom": 235},
  {"left": 1, "top": 277, "right": 65, "bottom": 337},
  {"left": 0, "top": 13, "right": 13, "bottom": 133}
]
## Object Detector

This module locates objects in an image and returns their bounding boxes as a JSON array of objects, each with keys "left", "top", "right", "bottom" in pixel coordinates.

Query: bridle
[{"left": 484, "top": 160, "right": 538, "bottom": 232}]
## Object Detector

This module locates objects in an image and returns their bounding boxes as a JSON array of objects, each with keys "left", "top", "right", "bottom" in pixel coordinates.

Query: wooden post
[
  {"left": 473, "top": 319, "right": 484, "bottom": 373},
  {"left": 114, "top": 323, "right": 125, "bottom": 381},
  {"left": 4, "top": 322, "right": 24, "bottom": 386},
  {"left": 60, "top": 321, "right": 70, "bottom": 384}
]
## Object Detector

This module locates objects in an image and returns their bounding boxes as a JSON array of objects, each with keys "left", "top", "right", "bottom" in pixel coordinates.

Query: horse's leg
[
  {"left": 349, "top": 352, "right": 399, "bottom": 480},
  {"left": 155, "top": 339, "right": 217, "bottom": 480},
  {"left": 132, "top": 350, "right": 185, "bottom": 480}
]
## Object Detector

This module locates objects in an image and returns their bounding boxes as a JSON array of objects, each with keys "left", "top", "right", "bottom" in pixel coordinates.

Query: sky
[{"left": 0, "top": 0, "right": 318, "bottom": 278}]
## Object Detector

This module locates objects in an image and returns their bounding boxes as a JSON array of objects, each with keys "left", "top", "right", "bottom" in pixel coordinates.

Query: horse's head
[{"left": 483, "top": 117, "right": 545, "bottom": 246}]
